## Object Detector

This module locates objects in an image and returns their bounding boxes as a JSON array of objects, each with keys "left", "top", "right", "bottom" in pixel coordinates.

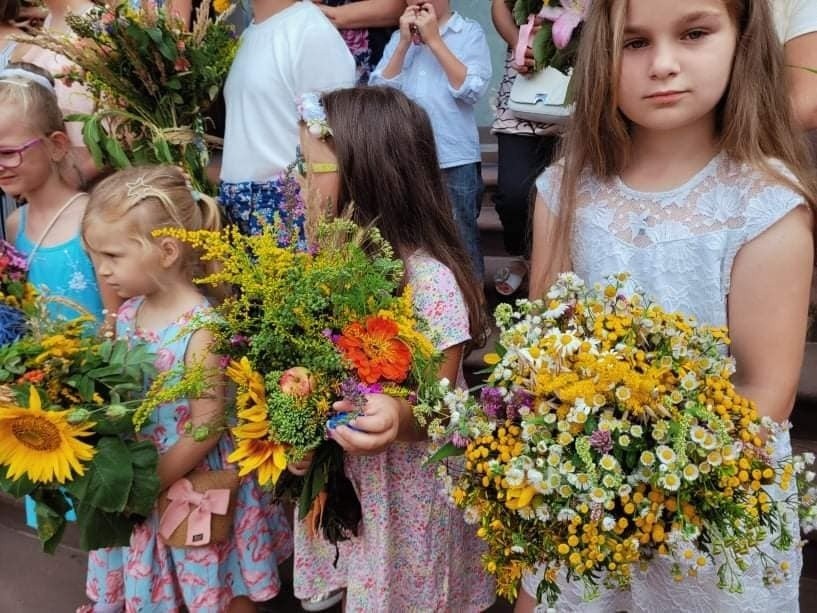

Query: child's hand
[
  {"left": 328, "top": 395, "right": 400, "bottom": 456},
  {"left": 399, "top": 6, "right": 420, "bottom": 45},
  {"left": 287, "top": 450, "right": 315, "bottom": 477},
  {"left": 415, "top": 3, "right": 441, "bottom": 45}
]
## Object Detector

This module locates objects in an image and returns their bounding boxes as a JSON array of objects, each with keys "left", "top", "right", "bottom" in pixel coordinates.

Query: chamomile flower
[
  {"left": 656, "top": 445, "right": 677, "bottom": 465},
  {"left": 682, "top": 464, "right": 700, "bottom": 482}
]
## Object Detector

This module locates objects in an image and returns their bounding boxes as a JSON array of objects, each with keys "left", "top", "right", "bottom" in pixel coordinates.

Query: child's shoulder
[{"left": 449, "top": 11, "right": 488, "bottom": 37}]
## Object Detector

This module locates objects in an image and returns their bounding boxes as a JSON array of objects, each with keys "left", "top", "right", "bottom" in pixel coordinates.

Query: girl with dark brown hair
[
  {"left": 521, "top": 0, "right": 815, "bottom": 611},
  {"left": 290, "top": 85, "right": 494, "bottom": 612}
]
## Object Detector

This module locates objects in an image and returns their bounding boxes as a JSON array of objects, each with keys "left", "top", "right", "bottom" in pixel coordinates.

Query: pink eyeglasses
[{"left": 0, "top": 138, "right": 44, "bottom": 170}]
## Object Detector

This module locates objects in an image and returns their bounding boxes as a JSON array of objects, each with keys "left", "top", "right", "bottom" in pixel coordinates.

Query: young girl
[
  {"left": 80, "top": 166, "right": 293, "bottom": 613},
  {"left": 291, "top": 86, "right": 494, "bottom": 612},
  {"left": 0, "top": 67, "right": 117, "bottom": 322},
  {"left": 13, "top": 0, "right": 100, "bottom": 189},
  {"left": 523, "top": 1, "right": 815, "bottom": 611},
  {"left": 219, "top": 0, "right": 355, "bottom": 236}
]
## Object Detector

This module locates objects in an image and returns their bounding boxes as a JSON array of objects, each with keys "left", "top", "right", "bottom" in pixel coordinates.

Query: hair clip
[
  {"left": 0, "top": 68, "right": 55, "bottom": 93},
  {"left": 296, "top": 92, "right": 332, "bottom": 139},
  {"left": 125, "top": 176, "right": 150, "bottom": 199}
]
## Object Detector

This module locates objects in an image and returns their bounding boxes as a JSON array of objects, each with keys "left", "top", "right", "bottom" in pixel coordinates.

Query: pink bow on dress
[{"left": 158, "top": 478, "right": 231, "bottom": 546}]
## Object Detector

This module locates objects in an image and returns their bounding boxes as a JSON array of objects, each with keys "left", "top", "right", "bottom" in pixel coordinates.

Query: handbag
[
  {"left": 509, "top": 66, "right": 573, "bottom": 125},
  {"left": 157, "top": 469, "right": 240, "bottom": 547},
  {"left": 509, "top": 14, "right": 574, "bottom": 124}
]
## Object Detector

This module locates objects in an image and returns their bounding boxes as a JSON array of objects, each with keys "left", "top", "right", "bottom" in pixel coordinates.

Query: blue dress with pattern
[
  {"left": 16, "top": 205, "right": 103, "bottom": 322},
  {"left": 83, "top": 296, "right": 293, "bottom": 613}
]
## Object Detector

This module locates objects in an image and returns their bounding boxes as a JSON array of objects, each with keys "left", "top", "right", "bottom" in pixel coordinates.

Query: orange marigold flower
[
  {"left": 19, "top": 370, "right": 45, "bottom": 384},
  {"left": 337, "top": 316, "right": 412, "bottom": 384}
]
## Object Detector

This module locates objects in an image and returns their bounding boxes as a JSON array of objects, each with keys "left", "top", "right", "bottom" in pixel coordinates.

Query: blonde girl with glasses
[{"left": 0, "top": 66, "right": 119, "bottom": 324}]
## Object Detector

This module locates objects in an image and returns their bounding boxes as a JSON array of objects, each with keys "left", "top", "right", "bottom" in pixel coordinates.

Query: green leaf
[
  {"left": 146, "top": 27, "right": 163, "bottom": 45},
  {"left": 75, "top": 501, "right": 136, "bottom": 550},
  {"left": 109, "top": 340, "right": 128, "bottom": 366},
  {"left": 81, "top": 118, "right": 105, "bottom": 168},
  {"left": 32, "top": 490, "right": 72, "bottom": 554},
  {"left": 74, "top": 375, "right": 95, "bottom": 402},
  {"left": 158, "top": 39, "right": 178, "bottom": 61},
  {"left": 0, "top": 471, "right": 36, "bottom": 497},
  {"left": 153, "top": 138, "right": 173, "bottom": 163},
  {"left": 513, "top": 0, "right": 537, "bottom": 26},
  {"left": 86, "top": 365, "right": 127, "bottom": 380},
  {"left": 425, "top": 441, "right": 465, "bottom": 465},
  {"left": 125, "top": 440, "right": 160, "bottom": 517},
  {"left": 298, "top": 441, "right": 342, "bottom": 521},
  {"left": 103, "top": 136, "right": 131, "bottom": 169},
  {"left": 75, "top": 437, "right": 134, "bottom": 513},
  {"left": 532, "top": 24, "right": 556, "bottom": 72}
]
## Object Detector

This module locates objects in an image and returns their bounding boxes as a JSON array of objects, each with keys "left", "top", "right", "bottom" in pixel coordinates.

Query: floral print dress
[
  {"left": 294, "top": 252, "right": 496, "bottom": 612},
  {"left": 325, "top": 0, "right": 396, "bottom": 84},
  {"left": 83, "top": 297, "right": 293, "bottom": 613}
]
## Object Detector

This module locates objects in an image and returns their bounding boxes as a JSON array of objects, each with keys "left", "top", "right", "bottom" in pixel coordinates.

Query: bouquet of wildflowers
[
  {"left": 418, "top": 272, "right": 813, "bottom": 605},
  {"left": 0, "top": 299, "right": 162, "bottom": 552},
  {"left": 506, "top": 0, "right": 590, "bottom": 73},
  {"left": 20, "top": 0, "right": 237, "bottom": 191},
  {"left": 154, "top": 216, "right": 442, "bottom": 543},
  {"left": 0, "top": 240, "right": 37, "bottom": 346}
]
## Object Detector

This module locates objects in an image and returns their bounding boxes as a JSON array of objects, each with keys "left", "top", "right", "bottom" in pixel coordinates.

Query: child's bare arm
[{"left": 156, "top": 328, "right": 226, "bottom": 490}]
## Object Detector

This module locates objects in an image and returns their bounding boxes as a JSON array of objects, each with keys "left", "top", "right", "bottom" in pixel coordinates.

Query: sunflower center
[{"left": 11, "top": 416, "right": 62, "bottom": 451}]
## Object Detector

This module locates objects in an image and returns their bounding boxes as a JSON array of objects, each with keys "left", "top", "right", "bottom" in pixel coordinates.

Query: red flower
[{"left": 337, "top": 316, "right": 411, "bottom": 384}]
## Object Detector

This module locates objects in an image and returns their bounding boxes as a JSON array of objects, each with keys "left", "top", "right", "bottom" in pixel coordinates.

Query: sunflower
[
  {"left": 0, "top": 387, "right": 96, "bottom": 484},
  {"left": 226, "top": 357, "right": 267, "bottom": 412},
  {"left": 227, "top": 436, "right": 288, "bottom": 486},
  {"left": 336, "top": 315, "right": 412, "bottom": 384}
]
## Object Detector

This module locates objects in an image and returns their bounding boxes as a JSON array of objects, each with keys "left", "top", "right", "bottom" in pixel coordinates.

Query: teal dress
[
  {"left": 15, "top": 205, "right": 104, "bottom": 321},
  {"left": 16, "top": 204, "right": 104, "bottom": 526}
]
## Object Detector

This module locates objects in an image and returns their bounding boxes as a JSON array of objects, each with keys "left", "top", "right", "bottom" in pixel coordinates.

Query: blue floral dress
[{"left": 83, "top": 297, "right": 293, "bottom": 613}]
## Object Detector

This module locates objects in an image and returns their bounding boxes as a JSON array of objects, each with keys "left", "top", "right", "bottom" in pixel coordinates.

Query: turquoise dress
[
  {"left": 16, "top": 205, "right": 104, "bottom": 527},
  {"left": 84, "top": 297, "right": 293, "bottom": 611},
  {"left": 15, "top": 205, "right": 103, "bottom": 322}
]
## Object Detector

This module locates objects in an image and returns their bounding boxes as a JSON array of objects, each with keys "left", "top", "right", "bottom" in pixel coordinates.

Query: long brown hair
[
  {"left": 536, "top": 0, "right": 817, "bottom": 291},
  {"left": 319, "top": 86, "right": 486, "bottom": 342}
]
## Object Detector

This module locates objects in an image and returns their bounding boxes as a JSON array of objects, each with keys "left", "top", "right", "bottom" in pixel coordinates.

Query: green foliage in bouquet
[
  {"left": 22, "top": 0, "right": 238, "bottom": 192},
  {"left": 156, "top": 213, "right": 443, "bottom": 543},
  {"left": 0, "top": 313, "right": 162, "bottom": 552},
  {"left": 507, "top": 0, "right": 589, "bottom": 73}
]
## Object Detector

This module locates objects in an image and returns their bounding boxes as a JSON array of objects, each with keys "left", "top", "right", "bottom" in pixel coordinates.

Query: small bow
[{"left": 159, "top": 478, "right": 231, "bottom": 546}]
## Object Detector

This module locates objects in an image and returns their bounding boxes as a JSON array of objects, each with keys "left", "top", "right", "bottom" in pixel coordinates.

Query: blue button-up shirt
[{"left": 370, "top": 12, "right": 491, "bottom": 169}]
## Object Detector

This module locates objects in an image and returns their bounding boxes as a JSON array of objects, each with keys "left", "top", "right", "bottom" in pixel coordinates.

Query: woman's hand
[
  {"left": 328, "top": 395, "right": 401, "bottom": 455},
  {"left": 513, "top": 22, "right": 541, "bottom": 75}
]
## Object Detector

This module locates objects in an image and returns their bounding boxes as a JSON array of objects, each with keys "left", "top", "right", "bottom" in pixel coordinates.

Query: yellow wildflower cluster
[{"left": 427, "top": 273, "right": 801, "bottom": 607}]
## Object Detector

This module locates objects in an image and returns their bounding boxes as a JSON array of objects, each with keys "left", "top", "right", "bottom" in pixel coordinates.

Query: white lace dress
[{"left": 524, "top": 152, "right": 805, "bottom": 612}]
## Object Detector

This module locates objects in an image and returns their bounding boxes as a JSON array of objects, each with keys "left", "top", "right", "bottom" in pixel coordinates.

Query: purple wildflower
[
  {"left": 229, "top": 334, "right": 249, "bottom": 347},
  {"left": 588, "top": 429, "right": 613, "bottom": 454},
  {"left": 480, "top": 387, "right": 505, "bottom": 419},
  {"left": 509, "top": 389, "right": 534, "bottom": 414},
  {"left": 340, "top": 378, "right": 383, "bottom": 410}
]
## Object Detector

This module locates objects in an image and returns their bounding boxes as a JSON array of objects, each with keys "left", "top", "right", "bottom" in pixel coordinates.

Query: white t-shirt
[
  {"left": 220, "top": 2, "right": 355, "bottom": 183},
  {"left": 773, "top": 0, "right": 817, "bottom": 43}
]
